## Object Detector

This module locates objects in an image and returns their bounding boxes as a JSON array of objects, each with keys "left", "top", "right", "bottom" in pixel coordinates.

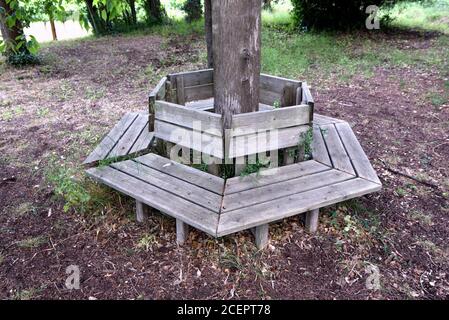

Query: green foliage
[
  {"left": 46, "top": 160, "right": 91, "bottom": 213},
  {"left": 240, "top": 159, "right": 270, "bottom": 177},
  {"left": 6, "top": 50, "right": 40, "bottom": 66},
  {"left": 290, "top": 0, "right": 428, "bottom": 30},
  {"left": 299, "top": 126, "right": 313, "bottom": 159},
  {"left": 181, "top": 0, "right": 202, "bottom": 22}
]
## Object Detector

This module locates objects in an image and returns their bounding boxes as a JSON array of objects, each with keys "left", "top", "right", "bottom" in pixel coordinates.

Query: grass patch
[
  {"left": 410, "top": 210, "right": 433, "bottom": 226},
  {"left": 386, "top": 0, "right": 449, "bottom": 35},
  {"left": 136, "top": 233, "right": 158, "bottom": 252},
  {"left": 17, "top": 236, "right": 47, "bottom": 248}
]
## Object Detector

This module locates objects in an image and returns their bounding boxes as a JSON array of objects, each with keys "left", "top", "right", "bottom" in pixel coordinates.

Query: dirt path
[{"left": 0, "top": 31, "right": 448, "bottom": 300}]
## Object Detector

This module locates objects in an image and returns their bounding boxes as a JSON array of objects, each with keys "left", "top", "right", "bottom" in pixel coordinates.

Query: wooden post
[
  {"left": 305, "top": 209, "right": 319, "bottom": 233},
  {"left": 176, "top": 219, "right": 189, "bottom": 245},
  {"left": 212, "top": 0, "right": 261, "bottom": 130},
  {"left": 252, "top": 225, "right": 269, "bottom": 249},
  {"left": 136, "top": 201, "right": 149, "bottom": 223}
]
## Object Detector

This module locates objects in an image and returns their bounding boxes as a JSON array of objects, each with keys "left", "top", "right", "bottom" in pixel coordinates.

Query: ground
[{"left": 0, "top": 24, "right": 449, "bottom": 299}]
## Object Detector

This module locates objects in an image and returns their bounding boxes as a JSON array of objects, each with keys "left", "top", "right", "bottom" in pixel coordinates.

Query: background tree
[
  {"left": 182, "top": 0, "right": 202, "bottom": 22},
  {"left": 142, "top": 0, "right": 165, "bottom": 24},
  {"left": 291, "top": 0, "right": 426, "bottom": 30},
  {"left": 0, "top": 0, "right": 39, "bottom": 64}
]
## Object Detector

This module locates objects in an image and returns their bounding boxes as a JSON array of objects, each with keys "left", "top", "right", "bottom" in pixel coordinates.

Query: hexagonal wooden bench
[{"left": 85, "top": 110, "right": 381, "bottom": 249}]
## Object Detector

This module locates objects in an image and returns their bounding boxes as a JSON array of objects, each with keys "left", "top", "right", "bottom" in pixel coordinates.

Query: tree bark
[
  {"left": 204, "top": 0, "right": 213, "bottom": 68},
  {"left": 84, "top": 0, "right": 106, "bottom": 35},
  {"left": 213, "top": 0, "right": 261, "bottom": 129},
  {"left": 143, "top": 0, "right": 164, "bottom": 24},
  {"left": 49, "top": 13, "right": 57, "bottom": 41},
  {"left": 0, "top": 0, "right": 25, "bottom": 54},
  {"left": 129, "top": 0, "right": 137, "bottom": 25}
]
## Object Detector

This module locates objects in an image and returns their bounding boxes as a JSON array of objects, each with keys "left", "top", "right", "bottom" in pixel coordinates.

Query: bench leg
[
  {"left": 176, "top": 219, "right": 189, "bottom": 245},
  {"left": 305, "top": 209, "right": 319, "bottom": 233},
  {"left": 136, "top": 201, "right": 149, "bottom": 223},
  {"left": 252, "top": 224, "right": 269, "bottom": 249}
]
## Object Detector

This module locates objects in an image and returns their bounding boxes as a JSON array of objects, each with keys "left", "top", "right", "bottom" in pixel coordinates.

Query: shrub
[{"left": 290, "top": 0, "right": 425, "bottom": 30}]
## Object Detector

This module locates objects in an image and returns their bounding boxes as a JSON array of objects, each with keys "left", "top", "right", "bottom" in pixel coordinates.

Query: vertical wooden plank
[
  {"left": 136, "top": 200, "right": 149, "bottom": 223},
  {"left": 305, "top": 209, "right": 319, "bottom": 233},
  {"left": 253, "top": 224, "right": 269, "bottom": 249},
  {"left": 234, "top": 156, "right": 246, "bottom": 176},
  {"left": 181, "top": 147, "right": 191, "bottom": 165},
  {"left": 176, "top": 219, "right": 189, "bottom": 245},
  {"left": 176, "top": 75, "right": 185, "bottom": 105}
]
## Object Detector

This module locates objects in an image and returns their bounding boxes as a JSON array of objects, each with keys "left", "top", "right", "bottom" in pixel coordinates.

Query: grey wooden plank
[
  {"left": 314, "top": 114, "right": 345, "bottom": 126},
  {"left": 175, "top": 74, "right": 185, "bottom": 105},
  {"left": 301, "top": 82, "right": 314, "bottom": 105},
  {"left": 86, "top": 166, "right": 219, "bottom": 236},
  {"left": 231, "top": 105, "right": 312, "bottom": 136},
  {"left": 312, "top": 125, "right": 332, "bottom": 167},
  {"left": 260, "top": 89, "right": 281, "bottom": 106},
  {"left": 83, "top": 112, "right": 138, "bottom": 165},
  {"left": 154, "top": 120, "right": 224, "bottom": 159},
  {"left": 151, "top": 76, "right": 167, "bottom": 100},
  {"left": 176, "top": 219, "right": 190, "bottom": 245},
  {"left": 225, "top": 160, "right": 330, "bottom": 194},
  {"left": 136, "top": 201, "right": 149, "bottom": 223},
  {"left": 170, "top": 69, "right": 213, "bottom": 87},
  {"left": 155, "top": 100, "right": 222, "bottom": 136},
  {"left": 305, "top": 209, "right": 319, "bottom": 233},
  {"left": 260, "top": 73, "right": 301, "bottom": 93},
  {"left": 135, "top": 153, "right": 225, "bottom": 195},
  {"left": 217, "top": 178, "right": 381, "bottom": 237},
  {"left": 228, "top": 125, "right": 309, "bottom": 158},
  {"left": 253, "top": 224, "right": 269, "bottom": 249},
  {"left": 321, "top": 124, "right": 356, "bottom": 175},
  {"left": 112, "top": 160, "right": 222, "bottom": 213},
  {"left": 109, "top": 114, "right": 148, "bottom": 158},
  {"left": 128, "top": 124, "right": 155, "bottom": 155},
  {"left": 186, "top": 98, "right": 214, "bottom": 111},
  {"left": 222, "top": 169, "right": 354, "bottom": 212},
  {"left": 184, "top": 83, "right": 214, "bottom": 102},
  {"left": 335, "top": 122, "right": 381, "bottom": 185}
]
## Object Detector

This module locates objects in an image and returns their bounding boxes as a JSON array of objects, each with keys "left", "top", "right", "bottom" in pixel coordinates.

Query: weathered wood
[
  {"left": 135, "top": 153, "right": 224, "bottom": 195},
  {"left": 184, "top": 83, "right": 214, "bottom": 102},
  {"left": 222, "top": 169, "right": 354, "bottom": 213},
  {"left": 260, "top": 74, "right": 301, "bottom": 94},
  {"left": 305, "top": 209, "right": 319, "bottom": 233},
  {"left": 175, "top": 74, "right": 185, "bottom": 105},
  {"left": 253, "top": 224, "right": 269, "bottom": 249},
  {"left": 217, "top": 178, "right": 381, "bottom": 237},
  {"left": 176, "top": 219, "right": 189, "bottom": 245},
  {"left": 230, "top": 105, "right": 312, "bottom": 136},
  {"left": 155, "top": 120, "right": 224, "bottom": 159},
  {"left": 225, "top": 160, "right": 329, "bottom": 194},
  {"left": 335, "top": 122, "right": 381, "bottom": 185},
  {"left": 234, "top": 156, "right": 246, "bottom": 176},
  {"left": 155, "top": 101, "right": 222, "bottom": 136},
  {"left": 281, "top": 84, "right": 296, "bottom": 108},
  {"left": 109, "top": 114, "right": 148, "bottom": 158},
  {"left": 136, "top": 201, "right": 149, "bottom": 223},
  {"left": 112, "top": 160, "right": 222, "bottom": 212},
  {"left": 320, "top": 124, "right": 355, "bottom": 175},
  {"left": 312, "top": 125, "right": 332, "bottom": 167},
  {"left": 151, "top": 76, "right": 167, "bottom": 100},
  {"left": 314, "top": 114, "right": 345, "bottom": 126},
  {"left": 170, "top": 69, "right": 213, "bottom": 87},
  {"left": 86, "top": 166, "right": 219, "bottom": 236},
  {"left": 129, "top": 125, "right": 154, "bottom": 154},
  {"left": 228, "top": 125, "right": 309, "bottom": 159},
  {"left": 213, "top": 0, "right": 261, "bottom": 129},
  {"left": 301, "top": 82, "right": 314, "bottom": 105},
  {"left": 83, "top": 113, "right": 138, "bottom": 165}
]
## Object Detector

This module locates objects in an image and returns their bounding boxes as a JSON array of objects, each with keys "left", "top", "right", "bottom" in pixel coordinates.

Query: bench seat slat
[{"left": 87, "top": 166, "right": 219, "bottom": 236}]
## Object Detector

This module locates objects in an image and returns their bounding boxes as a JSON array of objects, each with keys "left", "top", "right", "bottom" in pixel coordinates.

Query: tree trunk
[
  {"left": 204, "top": 0, "right": 213, "bottom": 68},
  {"left": 128, "top": 0, "right": 137, "bottom": 25},
  {"left": 143, "top": 0, "right": 164, "bottom": 24},
  {"left": 213, "top": 0, "right": 261, "bottom": 130},
  {"left": 0, "top": 0, "right": 25, "bottom": 54},
  {"left": 85, "top": 0, "right": 105, "bottom": 35},
  {"left": 49, "top": 13, "right": 57, "bottom": 41}
]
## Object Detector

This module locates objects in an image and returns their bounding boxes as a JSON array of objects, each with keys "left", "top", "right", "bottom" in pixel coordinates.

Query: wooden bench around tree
[{"left": 85, "top": 110, "right": 381, "bottom": 249}]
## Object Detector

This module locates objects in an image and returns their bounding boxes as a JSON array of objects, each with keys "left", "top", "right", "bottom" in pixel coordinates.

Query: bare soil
[{"left": 0, "top": 31, "right": 448, "bottom": 300}]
